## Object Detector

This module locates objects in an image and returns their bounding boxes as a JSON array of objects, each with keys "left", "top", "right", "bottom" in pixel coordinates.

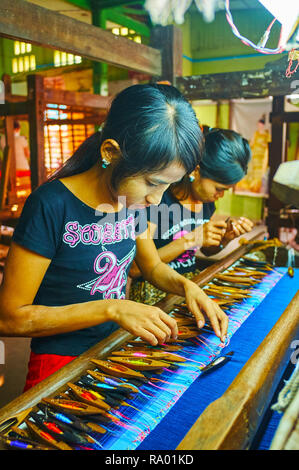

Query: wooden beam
[
  {"left": 0, "top": 91, "right": 109, "bottom": 115},
  {"left": 176, "top": 56, "right": 293, "bottom": 100},
  {"left": 0, "top": 0, "right": 161, "bottom": 76},
  {"left": 97, "top": 0, "right": 145, "bottom": 7},
  {"left": 43, "top": 88, "right": 110, "bottom": 110},
  {"left": 0, "top": 101, "right": 29, "bottom": 116},
  {"left": 44, "top": 116, "right": 107, "bottom": 126},
  {"left": 65, "top": 0, "right": 145, "bottom": 9},
  {"left": 44, "top": 117, "right": 106, "bottom": 126},
  {"left": 270, "top": 112, "right": 299, "bottom": 123},
  {"left": 150, "top": 25, "right": 182, "bottom": 85}
]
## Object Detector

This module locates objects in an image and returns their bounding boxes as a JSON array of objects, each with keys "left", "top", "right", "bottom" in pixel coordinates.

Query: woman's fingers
[
  {"left": 133, "top": 321, "right": 172, "bottom": 346},
  {"left": 218, "top": 309, "right": 229, "bottom": 342},
  {"left": 238, "top": 217, "right": 254, "bottom": 232},
  {"left": 209, "top": 231, "right": 223, "bottom": 240},
  {"left": 232, "top": 224, "right": 242, "bottom": 237},
  {"left": 186, "top": 294, "right": 222, "bottom": 339},
  {"left": 212, "top": 302, "right": 229, "bottom": 342},
  {"left": 136, "top": 327, "right": 161, "bottom": 346},
  {"left": 229, "top": 218, "right": 254, "bottom": 238},
  {"left": 159, "top": 311, "right": 179, "bottom": 339},
  {"left": 185, "top": 287, "right": 229, "bottom": 342},
  {"left": 186, "top": 297, "right": 206, "bottom": 329},
  {"left": 203, "top": 223, "right": 226, "bottom": 246},
  {"left": 204, "top": 301, "right": 228, "bottom": 342},
  {"left": 139, "top": 308, "right": 178, "bottom": 345},
  {"left": 204, "top": 235, "right": 221, "bottom": 246},
  {"left": 117, "top": 302, "right": 179, "bottom": 346},
  {"left": 212, "top": 221, "right": 227, "bottom": 230},
  {"left": 203, "top": 302, "right": 222, "bottom": 339},
  {"left": 222, "top": 217, "right": 254, "bottom": 243},
  {"left": 152, "top": 315, "right": 178, "bottom": 343}
]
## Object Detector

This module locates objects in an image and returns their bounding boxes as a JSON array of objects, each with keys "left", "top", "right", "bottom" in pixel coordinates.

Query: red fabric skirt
[{"left": 23, "top": 351, "right": 76, "bottom": 392}]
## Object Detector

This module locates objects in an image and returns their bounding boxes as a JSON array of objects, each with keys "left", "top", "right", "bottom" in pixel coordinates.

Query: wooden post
[
  {"left": 27, "top": 75, "right": 46, "bottom": 190},
  {"left": 5, "top": 116, "right": 17, "bottom": 204},
  {"left": 90, "top": 2, "right": 108, "bottom": 96},
  {"left": 150, "top": 25, "right": 182, "bottom": 86},
  {"left": 0, "top": 146, "right": 11, "bottom": 209},
  {"left": 0, "top": 76, "right": 17, "bottom": 206},
  {"left": 2, "top": 74, "right": 12, "bottom": 99},
  {"left": 267, "top": 96, "right": 285, "bottom": 238}
]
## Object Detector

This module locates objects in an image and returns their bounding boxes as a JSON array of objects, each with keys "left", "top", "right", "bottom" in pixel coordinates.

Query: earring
[
  {"left": 189, "top": 174, "right": 195, "bottom": 183},
  {"left": 101, "top": 158, "right": 110, "bottom": 169}
]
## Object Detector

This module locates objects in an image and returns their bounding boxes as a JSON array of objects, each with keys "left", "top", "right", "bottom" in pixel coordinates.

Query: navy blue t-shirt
[
  {"left": 147, "top": 189, "right": 215, "bottom": 274},
  {"left": 12, "top": 180, "right": 146, "bottom": 356}
]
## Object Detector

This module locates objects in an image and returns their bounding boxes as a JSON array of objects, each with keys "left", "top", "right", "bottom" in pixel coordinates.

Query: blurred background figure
[
  {"left": 0, "top": 120, "right": 30, "bottom": 171},
  {"left": 236, "top": 116, "right": 270, "bottom": 193}
]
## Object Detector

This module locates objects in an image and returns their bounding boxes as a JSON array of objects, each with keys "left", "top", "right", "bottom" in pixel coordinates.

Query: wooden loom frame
[{"left": 0, "top": 227, "right": 298, "bottom": 450}]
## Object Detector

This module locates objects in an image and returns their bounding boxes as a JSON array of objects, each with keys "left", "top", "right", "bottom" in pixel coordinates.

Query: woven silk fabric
[{"left": 138, "top": 268, "right": 298, "bottom": 450}]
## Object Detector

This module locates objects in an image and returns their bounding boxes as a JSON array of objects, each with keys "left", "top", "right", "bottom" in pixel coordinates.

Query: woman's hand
[
  {"left": 183, "top": 280, "right": 228, "bottom": 342},
  {"left": 222, "top": 217, "right": 254, "bottom": 245},
  {"left": 202, "top": 220, "right": 227, "bottom": 247},
  {"left": 108, "top": 299, "right": 178, "bottom": 346},
  {"left": 184, "top": 218, "right": 254, "bottom": 252},
  {"left": 183, "top": 222, "right": 226, "bottom": 250}
]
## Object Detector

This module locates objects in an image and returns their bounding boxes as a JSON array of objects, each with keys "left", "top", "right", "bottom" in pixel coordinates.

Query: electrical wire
[{"left": 225, "top": 0, "right": 285, "bottom": 55}]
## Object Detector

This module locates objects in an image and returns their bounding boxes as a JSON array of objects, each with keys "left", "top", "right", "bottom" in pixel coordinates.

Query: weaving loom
[{"left": 0, "top": 230, "right": 298, "bottom": 450}]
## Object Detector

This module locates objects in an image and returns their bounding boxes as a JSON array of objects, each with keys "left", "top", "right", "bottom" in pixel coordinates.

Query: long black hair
[
  {"left": 172, "top": 128, "right": 251, "bottom": 199},
  {"left": 48, "top": 84, "right": 203, "bottom": 189}
]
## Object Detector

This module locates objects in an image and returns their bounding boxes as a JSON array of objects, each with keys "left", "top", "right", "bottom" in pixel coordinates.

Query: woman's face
[
  {"left": 191, "top": 169, "right": 234, "bottom": 203},
  {"left": 116, "top": 162, "right": 186, "bottom": 209}
]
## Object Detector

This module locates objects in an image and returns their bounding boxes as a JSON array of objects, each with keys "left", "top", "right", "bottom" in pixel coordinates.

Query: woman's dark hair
[
  {"left": 199, "top": 128, "right": 251, "bottom": 184},
  {"left": 172, "top": 128, "right": 251, "bottom": 199},
  {"left": 48, "top": 84, "right": 203, "bottom": 189}
]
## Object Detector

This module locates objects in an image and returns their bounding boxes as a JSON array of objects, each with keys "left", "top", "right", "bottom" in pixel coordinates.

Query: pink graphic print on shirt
[
  {"left": 77, "top": 246, "right": 135, "bottom": 299},
  {"left": 172, "top": 229, "right": 198, "bottom": 263}
]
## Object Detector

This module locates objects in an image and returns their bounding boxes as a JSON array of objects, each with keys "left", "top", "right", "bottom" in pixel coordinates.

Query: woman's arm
[
  {"left": 129, "top": 222, "right": 203, "bottom": 279},
  {"left": 129, "top": 237, "right": 188, "bottom": 279},
  {"left": 0, "top": 242, "right": 178, "bottom": 346},
  {"left": 135, "top": 236, "right": 228, "bottom": 342}
]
